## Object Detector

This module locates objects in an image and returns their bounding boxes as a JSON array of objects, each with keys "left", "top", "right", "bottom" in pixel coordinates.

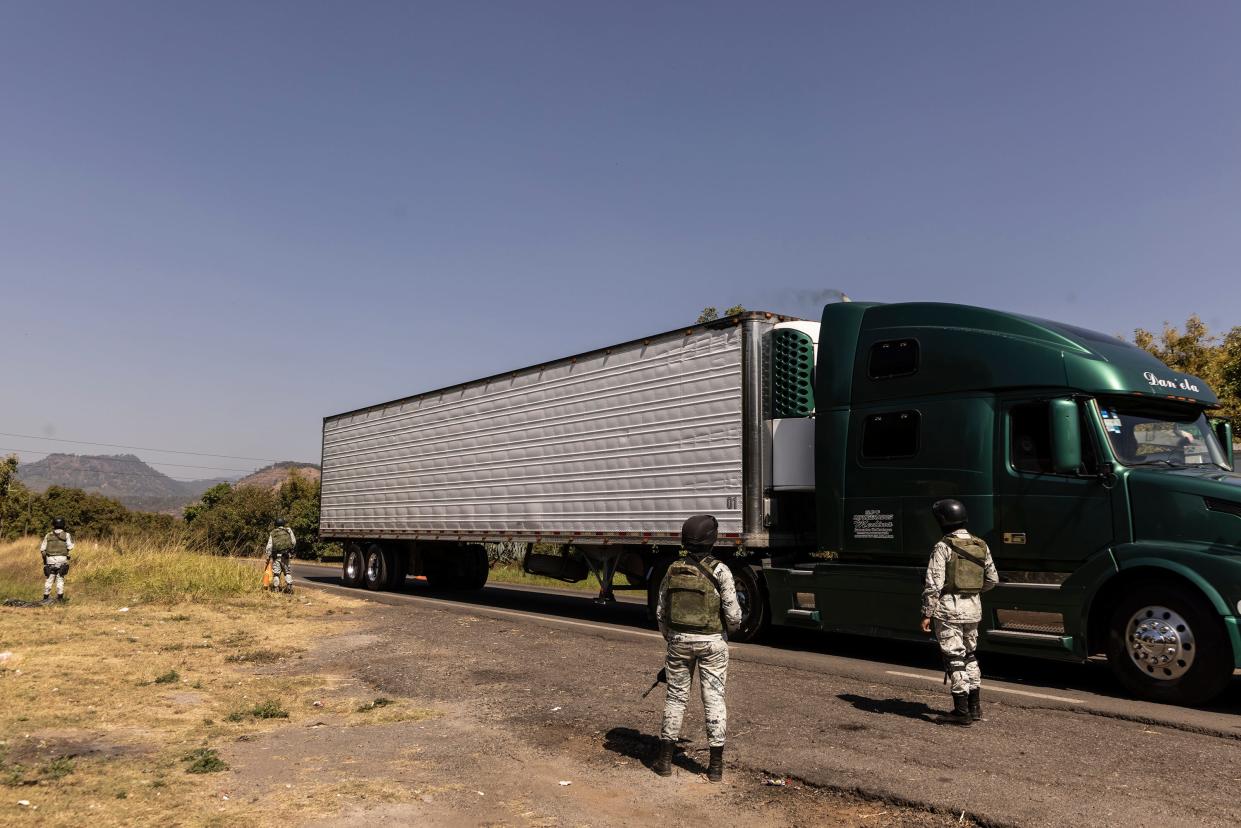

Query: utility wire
[
  {"left": 0, "top": 431, "right": 299, "bottom": 464},
  {"left": 0, "top": 449, "right": 233, "bottom": 484},
  {"left": 0, "top": 445, "right": 257, "bottom": 474}
]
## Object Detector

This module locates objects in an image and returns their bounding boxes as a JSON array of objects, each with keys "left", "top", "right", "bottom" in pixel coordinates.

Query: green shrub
[{"left": 183, "top": 748, "right": 227, "bottom": 774}]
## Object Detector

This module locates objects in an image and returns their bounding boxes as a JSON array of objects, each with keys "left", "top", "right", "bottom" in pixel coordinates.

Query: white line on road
[{"left": 885, "top": 671, "right": 1085, "bottom": 704}]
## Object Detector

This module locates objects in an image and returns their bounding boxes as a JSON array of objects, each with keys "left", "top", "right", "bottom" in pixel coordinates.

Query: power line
[
  {"left": 0, "top": 445, "right": 257, "bottom": 474},
  {"left": 0, "top": 449, "right": 229, "bottom": 484},
  {"left": 0, "top": 431, "right": 296, "bottom": 464}
]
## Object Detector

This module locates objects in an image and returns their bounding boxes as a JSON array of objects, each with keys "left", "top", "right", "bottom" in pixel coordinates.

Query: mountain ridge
[{"left": 14, "top": 453, "right": 315, "bottom": 512}]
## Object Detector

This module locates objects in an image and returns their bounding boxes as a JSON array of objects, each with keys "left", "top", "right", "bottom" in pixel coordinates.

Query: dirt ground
[
  {"left": 0, "top": 586, "right": 973, "bottom": 826},
  {"left": 233, "top": 616, "right": 972, "bottom": 828}
]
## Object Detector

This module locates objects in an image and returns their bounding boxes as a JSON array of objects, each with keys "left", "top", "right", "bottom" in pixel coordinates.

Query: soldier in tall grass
[
  {"left": 265, "top": 518, "right": 296, "bottom": 593},
  {"left": 40, "top": 517, "right": 73, "bottom": 604}
]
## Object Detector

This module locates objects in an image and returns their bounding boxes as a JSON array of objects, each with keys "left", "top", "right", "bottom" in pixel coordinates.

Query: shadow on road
[
  {"left": 602, "top": 727, "right": 707, "bottom": 776},
  {"left": 837, "top": 693, "right": 938, "bottom": 722},
  {"left": 297, "top": 567, "right": 1241, "bottom": 713}
]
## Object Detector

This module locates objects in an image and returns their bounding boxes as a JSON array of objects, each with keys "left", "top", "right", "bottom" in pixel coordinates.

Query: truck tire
[
  {"left": 1105, "top": 581, "right": 1233, "bottom": 705},
  {"left": 728, "top": 564, "right": 768, "bottom": 643},
  {"left": 363, "top": 544, "right": 390, "bottom": 592},
  {"left": 342, "top": 544, "right": 365, "bottom": 588},
  {"left": 460, "top": 544, "right": 489, "bottom": 591}
]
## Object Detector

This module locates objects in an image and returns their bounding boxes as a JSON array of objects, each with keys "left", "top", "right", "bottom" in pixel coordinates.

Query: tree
[
  {"left": 277, "top": 470, "right": 321, "bottom": 555},
  {"left": 1132, "top": 315, "right": 1241, "bottom": 425},
  {"left": 183, "top": 471, "right": 324, "bottom": 556},
  {"left": 696, "top": 305, "right": 746, "bottom": 324},
  {"left": 0, "top": 455, "right": 16, "bottom": 538}
]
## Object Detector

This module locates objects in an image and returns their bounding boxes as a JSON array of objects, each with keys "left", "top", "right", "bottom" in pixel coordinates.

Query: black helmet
[
  {"left": 681, "top": 514, "right": 718, "bottom": 554},
  {"left": 52, "top": 517, "right": 66, "bottom": 530},
  {"left": 931, "top": 499, "right": 967, "bottom": 532},
  {"left": 275, "top": 518, "right": 285, "bottom": 528}
]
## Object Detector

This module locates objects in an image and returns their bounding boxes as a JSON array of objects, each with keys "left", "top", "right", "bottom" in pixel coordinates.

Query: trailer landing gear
[{"left": 580, "top": 549, "right": 622, "bottom": 605}]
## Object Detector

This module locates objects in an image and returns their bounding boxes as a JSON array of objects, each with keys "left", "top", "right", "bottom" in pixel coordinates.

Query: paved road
[{"left": 294, "top": 562, "right": 1241, "bottom": 827}]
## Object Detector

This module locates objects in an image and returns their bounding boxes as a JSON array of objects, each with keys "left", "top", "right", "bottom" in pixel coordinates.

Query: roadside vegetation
[
  {"left": 0, "top": 536, "right": 260, "bottom": 605},
  {"left": 1132, "top": 314, "right": 1241, "bottom": 425}
]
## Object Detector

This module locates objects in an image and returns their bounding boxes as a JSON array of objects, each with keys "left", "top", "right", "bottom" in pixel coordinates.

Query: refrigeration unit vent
[{"left": 771, "top": 328, "right": 815, "bottom": 418}]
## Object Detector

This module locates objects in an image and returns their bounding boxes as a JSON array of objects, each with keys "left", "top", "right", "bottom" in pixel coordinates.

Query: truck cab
[{"left": 762, "top": 301, "right": 1241, "bottom": 705}]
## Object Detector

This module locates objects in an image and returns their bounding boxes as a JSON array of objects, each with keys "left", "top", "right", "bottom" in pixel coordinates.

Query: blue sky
[{"left": 2, "top": 2, "right": 1239, "bottom": 477}]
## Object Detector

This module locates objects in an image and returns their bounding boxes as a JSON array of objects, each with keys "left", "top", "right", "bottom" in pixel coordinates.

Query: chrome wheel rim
[
  {"left": 1126, "top": 605, "right": 1195, "bottom": 680},
  {"left": 345, "top": 549, "right": 360, "bottom": 581},
  {"left": 366, "top": 551, "right": 382, "bottom": 583}
]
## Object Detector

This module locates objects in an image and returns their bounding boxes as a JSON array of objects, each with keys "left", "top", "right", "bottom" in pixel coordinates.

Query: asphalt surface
[{"left": 293, "top": 562, "right": 1241, "bottom": 827}]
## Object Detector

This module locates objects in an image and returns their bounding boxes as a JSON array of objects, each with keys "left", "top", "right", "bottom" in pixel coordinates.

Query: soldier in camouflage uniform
[
  {"left": 265, "top": 519, "right": 296, "bottom": 593},
  {"left": 652, "top": 515, "right": 742, "bottom": 782},
  {"left": 921, "top": 499, "right": 999, "bottom": 725},
  {"left": 40, "top": 517, "right": 73, "bottom": 604}
]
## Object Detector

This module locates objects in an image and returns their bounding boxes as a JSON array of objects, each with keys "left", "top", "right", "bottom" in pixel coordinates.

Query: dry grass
[
  {"left": 0, "top": 537, "right": 431, "bottom": 826},
  {"left": 0, "top": 536, "right": 262, "bottom": 605},
  {"left": 486, "top": 563, "right": 603, "bottom": 592}
]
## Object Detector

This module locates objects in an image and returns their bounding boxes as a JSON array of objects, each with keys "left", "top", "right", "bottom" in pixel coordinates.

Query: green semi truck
[{"left": 321, "top": 302, "right": 1240, "bottom": 705}]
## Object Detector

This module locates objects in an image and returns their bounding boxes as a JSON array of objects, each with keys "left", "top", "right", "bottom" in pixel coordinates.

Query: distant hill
[
  {"left": 234, "top": 462, "right": 320, "bottom": 491},
  {"left": 17, "top": 453, "right": 236, "bottom": 513}
]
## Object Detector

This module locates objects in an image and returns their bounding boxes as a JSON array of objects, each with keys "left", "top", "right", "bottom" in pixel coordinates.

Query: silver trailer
[{"left": 320, "top": 311, "right": 817, "bottom": 640}]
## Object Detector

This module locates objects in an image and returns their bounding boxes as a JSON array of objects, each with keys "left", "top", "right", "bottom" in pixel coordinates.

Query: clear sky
[{"left": 2, "top": 2, "right": 1239, "bottom": 478}]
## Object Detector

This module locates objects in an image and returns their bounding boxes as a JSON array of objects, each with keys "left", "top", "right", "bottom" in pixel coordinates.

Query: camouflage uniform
[
  {"left": 655, "top": 555, "right": 743, "bottom": 748},
  {"left": 921, "top": 529, "right": 999, "bottom": 694},
  {"left": 265, "top": 526, "right": 296, "bottom": 591},
  {"left": 40, "top": 529, "right": 74, "bottom": 600}
]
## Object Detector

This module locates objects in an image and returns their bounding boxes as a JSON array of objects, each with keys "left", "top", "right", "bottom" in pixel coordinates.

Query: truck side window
[
  {"left": 868, "top": 339, "right": 919, "bottom": 379},
  {"left": 861, "top": 410, "right": 920, "bottom": 459},
  {"left": 1011, "top": 402, "right": 1099, "bottom": 475},
  {"left": 1011, "top": 404, "right": 1054, "bottom": 473}
]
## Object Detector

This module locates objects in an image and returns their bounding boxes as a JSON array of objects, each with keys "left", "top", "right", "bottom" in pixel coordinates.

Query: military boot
[
  {"left": 707, "top": 746, "right": 724, "bottom": 782},
  {"left": 938, "top": 693, "right": 972, "bottom": 726},
  {"left": 968, "top": 688, "right": 982, "bottom": 722},
  {"left": 56, "top": 593, "right": 67, "bottom": 603},
  {"left": 652, "top": 740, "right": 674, "bottom": 777},
  {"left": 41, "top": 593, "right": 51, "bottom": 606}
]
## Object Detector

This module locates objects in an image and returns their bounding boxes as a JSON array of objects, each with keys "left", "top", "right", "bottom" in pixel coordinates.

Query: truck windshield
[{"left": 1097, "top": 399, "right": 1229, "bottom": 470}]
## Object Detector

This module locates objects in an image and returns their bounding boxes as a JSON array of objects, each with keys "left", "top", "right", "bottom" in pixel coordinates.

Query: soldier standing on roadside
[
  {"left": 40, "top": 517, "right": 73, "bottom": 605},
  {"left": 265, "top": 518, "right": 296, "bottom": 593},
  {"left": 921, "top": 499, "right": 999, "bottom": 725},
  {"left": 652, "top": 514, "right": 742, "bottom": 782}
]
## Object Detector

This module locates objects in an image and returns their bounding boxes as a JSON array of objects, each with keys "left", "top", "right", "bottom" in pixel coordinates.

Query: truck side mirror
[
  {"left": 1214, "top": 419, "right": 1234, "bottom": 469},
  {"left": 1049, "top": 398, "right": 1082, "bottom": 474}
]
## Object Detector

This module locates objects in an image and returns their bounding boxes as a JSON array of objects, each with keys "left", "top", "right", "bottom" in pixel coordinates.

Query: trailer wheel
[
  {"left": 363, "top": 544, "right": 390, "bottom": 592},
  {"left": 342, "top": 544, "right": 365, "bottom": 588},
  {"left": 728, "top": 564, "right": 768, "bottom": 643},
  {"left": 1105, "top": 581, "right": 1232, "bottom": 705},
  {"left": 460, "top": 544, "right": 489, "bottom": 590}
]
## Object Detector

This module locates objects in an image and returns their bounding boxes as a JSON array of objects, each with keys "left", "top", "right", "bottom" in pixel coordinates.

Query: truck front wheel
[
  {"left": 1105, "top": 582, "right": 1233, "bottom": 705},
  {"left": 342, "top": 544, "right": 365, "bottom": 588}
]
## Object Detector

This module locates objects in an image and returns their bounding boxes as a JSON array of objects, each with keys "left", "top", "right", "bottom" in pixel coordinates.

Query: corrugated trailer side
[{"left": 320, "top": 322, "right": 749, "bottom": 544}]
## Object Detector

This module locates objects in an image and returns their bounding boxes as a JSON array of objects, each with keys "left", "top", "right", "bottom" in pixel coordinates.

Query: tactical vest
[
  {"left": 663, "top": 554, "right": 723, "bottom": 635},
  {"left": 270, "top": 527, "right": 294, "bottom": 553},
  {"left": 944, "top": 534, "right": 988, "bottom": 594},
  {"left": 44, "top": 532, "right": 69, "bottom": 557}
]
